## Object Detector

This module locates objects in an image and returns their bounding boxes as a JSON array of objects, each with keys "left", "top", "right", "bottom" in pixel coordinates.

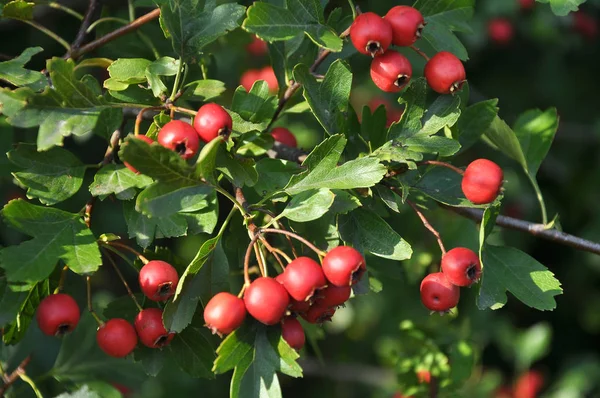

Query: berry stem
[
  {"left": 407, "top": 200, "right": 447, "bottom": 256},
  {"left": 216, "top": 186, "right": 248, "bottom": 217},
  {"left": 105, "top": 241, "right": 149, "bottom": 264},
  {"left": 243, "top": 233, "right": 263, "bottom": 286},
  {"left": 102, "top": 249, "right": 144, "bottom": 312},
  {"left": 253, "top": 242, "right": 268, "bottom": 277},
  {"left": 237, "top": 283, "right": 247, "bottom": 298},
  {"left": 410, "top": 45, "right": 430, "bottom": 61},
  {"left": 166, "top": 104, "right": 197, "bottom": 117},
  {"left": 134, "top": 106, "right": 163, "bottom": 136},
  {"left": 418, "top": 160, "right": 464, "bottom": 176},
  {"left": 169, "top": 57, "right": 184, "bottom": 102},
  {"left": 269, "top": 245, "right": 293, "bottom": 264},
  {"left": 54, "top": 265, "right": 69, "bottom": 294},
  {"left": 258, "top": 237, "right": 287, "bottom": 270},
  {"left": 86, "top": 276, "right": 104, "bottom": 327},
  {"left": 260, "top": 228, "right": 327, "bottom": 257}
]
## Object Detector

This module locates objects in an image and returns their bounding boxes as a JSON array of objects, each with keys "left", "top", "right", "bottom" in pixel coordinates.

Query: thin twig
[
  {"left": 410, "top": 45, "right": 430, "bottom": 61},
  {"left": 55, "top": 265, "right": 69, "bottom": 293},
  {"left": 21, "top": 19, "right": 71, "bottom": 51},
  {"left": 102, "top": 249, "right": 143, "bottom": 312},
  {"left": 86, "top": 276, "right": 103, "bottom": 326},
  {"left": 70, "top": 8, "right": 161, "bottom": 59},
  {"left": 261, "top": 228, "right": 327, "bottom": 257},
  {"left": 243, "top": 233, "right": 263, "bottom": 286},
  {"left": 253, "top": 243, "right": 267, "bottom": 277},
  {"left": 418, "top": 160, "right": 464, "bottom": 176},
  {"left": 407, "top": 199, "right": 447, "bottom": 255},
  {"left": 105, "top": 241, "right": 149, "bottom": 264},
  {"left": 68, "top": 0, "right": 99, "bottom": 56},
  {"left": 0, "top": 356, "right": 32, "bottom": 397},
  {"left": 135, "top": 106, "right": 163, "bottom": 136}
]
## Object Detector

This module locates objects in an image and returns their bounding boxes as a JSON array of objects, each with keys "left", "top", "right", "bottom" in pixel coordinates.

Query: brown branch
[
  {"left": 444, "top": 205, "right": 600, "bottom": 256},
  {"left": 67, "top": 0, "right": 99, "bottom": 57},
  {"left": 70, "top": 8, "right": 161, "bottom": 59},
  {"left": 407, "top": 199, "right": 447, "bottom": 255},
  {"left": 0, "top": 356, "right": 31, "bottom": 397},
  {"left": 410, "top": 45, "right": 430, "bottom": 61}
]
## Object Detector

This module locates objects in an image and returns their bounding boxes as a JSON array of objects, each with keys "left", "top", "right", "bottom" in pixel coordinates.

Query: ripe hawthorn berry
[
  {"left": 301, "top": 303, "right": 336, "bottom": 324},
  {"left": 420, "top": 272, "right": 460, "bottom": 312},
  {"left": 96, "top": 318, "right": 138, "bottom": 358},
  {"left": 461, "top": 158, "right": 504, "bottom": 204},
  {"left": 488, "top": 18, "right": 514, "bottom": 45},
  {"left": 275, "top": 274, "right": 309, "bottom": 314},
  {"left": 280, "top": 256, "right": 327, "bottom": 302},
  {"left": 514, "top": 370, "right": 544, "bottom": 398},
  {"left": 417, "top": 370, "right": 431, "bottom": 384},
  {"left": 313, "top": 285, "right": 351, "bottom": 309},
  {"left": 157, "top": 120, "right": 200, "bottom": 160},
  {"left": 203, "top": 292, "right": 246, "bottom": 336},
  {"left": 424, "top": 51, "right": 466, "bottom": 94},
  {"left": 370, "top": 50, "right": 412, "bottom": 92},
  {"left": 441, "top": 247, "right": 482, "bottom": 287},
  {"left": 271, "top": 127, "right": 297, "bottom": 147},
  {"left": 385, "top": 6, "right": 425, "bottom": 47},
  {"left": 247, "top": 35, "right": 268, "bottom": 56},
  {"left": 124, "top": 135, "right": 154, "bottom": 174},
  {"left": 281, "top": 317, "right": 305, "bottom": 350},
  {"left": 244, "top": 277, "right": 290, "bottom": 325},
  {"left": 139, "top": 260, "right": 179, "bottom": 302},
  {"left": 322, "top": 246, "right": 366, "bottom": 287},
  {"left": 134, "top": 308, "right": 175, "bottom": 348},
  {"left": 349, "top": 12, "right": 393, "bottom": 57},
  {"left": 240, "top": 66, "right": 278, "bottom": 93},
  {"left": 193, "top": 103, "right": 233, "bottom": 143},
  {"left": 36, "top": 293, "right": 80, "bottom": 336},
  {"left": 519, "top": 0, "right": 535, "bottom": 10}
]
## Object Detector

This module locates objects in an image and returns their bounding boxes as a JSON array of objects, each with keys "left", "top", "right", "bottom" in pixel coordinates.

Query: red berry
[
  {"left": 301, "top": 303, "right": 336, "bottom": 324},
  {"left": 322, "top": 246, "right": 366, "bottom": 287},
  {"left": 368, "top": 97, "right": 404, "bottom": 127},
  {"left": 420, "top": 272, "right": 460, "bottom": 312},
  {"left": 461, "top": 159, "right": 504, "bottom": 204},
  {"left": 488, "top": 18, "right": 514, "bottom": 45},
  {"left": 244, "top": 277, "right": 290, "bottom": 325},
  {"left": 193, "top": 103, "right": 233, "bottom": 143},
  {"left": 240, "top": 69, "right": 261, "bottom": 91},
  {"left": 124, "top": 135, "right": 154, "bottom": 174},
  {"left": 280, "top": 257, "right": 327, "bottom": 302},
  {"left": 139, "top": 260, "right": 179, "bottom": 302},
  {"left": 349, "top": 12, "right": 393, "bottom": 57},
  {"left": 514, "top": 370, "right": 544, "bottom": 398},
  {"left": 370, "top": 50, "right": 412, "bottom": 92},
  {"left": 36, "top": 293, "right": 80, "bottom": 336},
  {"left": 573, "top": 11, "right": 598, "bottom": 40},
  {"left": 96, "top": 318, "right": 138, "bottom": 358},
  {"left": 519, "top": 0, "right": 535, "bottom": 10},
  {"left": 441, "top": 247, "right": 482, "bottom": 287},
  {"left": 259, "top": 66, "right": 279, "bottom": 93},
  {"left": 134, "top": 308, "right": 175, "bottom": 348},
  {"left": 247, "top": 35, "right": 268, "bottom": 56},
  {"left": 281, "top": 317, "right": 305, "bottom": 350},
  {"left": 424, "top": 51, "right": 466, "bottom": 94},
  {"left": 203, "top": 292, "right": 246, "bottom": 336},
  {"left": 313, "top": 285, "right": 351, "bottom": 308},
  {"left": 495, "top": 386, "right": 513, "bottom": 398},
  {"left": 157, "top": 120, "right": 200, "bottom": 160},
  {"left": 271, "top": 127, "right": 297, "bottom": 147},
  {"left": 385, "top": 6, "right": 425, "bottom": 47},
  {"left": 417, "top": 370, "right": 431, "bottom": 384}
]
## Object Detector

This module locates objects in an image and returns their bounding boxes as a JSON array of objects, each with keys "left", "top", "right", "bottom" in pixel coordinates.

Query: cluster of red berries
[
  {"left": 36, "top": 260, "right": 180, "bottom": 358},
  {"left": 349, "top": 7, "right": 466, "bottom": 95},
  {"left": 203, "top": 246, "right": 365, "bottom": 350}
]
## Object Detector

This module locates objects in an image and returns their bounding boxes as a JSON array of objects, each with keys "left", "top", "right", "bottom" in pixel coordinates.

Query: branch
[
  {"left": 444, "top": 205, "right": 600, "bottom": 256},
  {"left": 299, "top": 357, "right": 395, "bottom": 388},
  {"left": 67, "top": 0, "right": 99, "bottom": 56},
  {"left": 407, "top": 199, "right": 446, "bottom": 255},
  {"left": 0, "top": 355, "right": 31, "bottom": 397},
  {"left": 70, "top": 8, "right": 161, "bottom": 59}
]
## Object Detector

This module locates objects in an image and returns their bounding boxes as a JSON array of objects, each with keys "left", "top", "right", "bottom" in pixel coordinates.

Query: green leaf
[
  {"left": 8, "top": 143, "right": 86, "bottom": 205},
  {"left": 416, "top": 95, "right": 461, "bottom": 137},
  {"left": 453, "top": 99, "right": 498, "bottom": 152},
  {"left": 536, "top": 0, "right": 585, "bottom": 16},
  {"left": 103, "top": 294, "right": 143, "bottom": 321},
  {"left": 514, "top": 323, "right": 552, "bottom": 371},
  {"left": 0, "top": 277, "right": 30, "bottom": 326},
  {"left": 104, "top": 58, "right": 152, "bottom": 89},
  {"left": 448, "top": 340, "right": 475, "bottom": 384},
  {"left": 145, "top": 57, "right": 181, "bottom": 97},
  {"left": 277, "top": 188, "right": 335, "bottom": 222},
  {"left": 413, "top": 166, "right": 483, "bottom": 208},
  {"left": 389, "top": 78, "right": 428, "bottom": 140},
  {"left": 293, "top": 60, "right": 352, "bottom": 135},
  {"left": 338, "top": 208, "right": 412, "bottom": 261},
  {"left": 3, "top": 58, "right": 122, "bottom": 150},
  {"left": 159, "top": 0, "right": 246, "bottom": 63},
  {"left": 0, "top": 46, "right": 46, "bottom": 91},
  {"left": 134, "top": 345, "right": 165, "bottom": 377},
  {"left": 182, "top": 79, "right": 226, "bottom": 102},
  {"left": 254, "top": 158, "right": 301, "bottom": 196},
  {"left": 361, "top": 104, "right": 388, "bottom": 150},
  {"left": 213, "top": 322, "right": 256, "bottom": 374},
  {"left": 404, "top": 135, "right": 461, "bottom": 156},
  {"left": 477, "top": 245, "right": 562, "bottom": 311},
  {"left": 370, "top": 141, "right": 423, "bottom": 169},
  {"left": 136, "top": 184, "right": 214, "bottom": 217},
  {"left": 2, "top": 0, "right": 34, "bottom": 20},
  {"left": 479, "top": 203, "right": 501, "bottom": 253},
  {"left": 123, "top": 201, "right": 187, "bottom": 249},
  {"left": 90, "top": 164, "right": 153, "bottom": 201},
  {"left": 285, "top": 135, "right": 386, "bottom": 195},
  {"left": 237, "top": 131, "right": 275, "bottom": 157},
  {"left": 243, "top": 0, "right": 343, "bottom": 51},
  {"left": 484, "top": 116, "right": 527, "bottom": 168},
  {"left": 216, "top": 146, "right": 258, "bottom": 188},
  {"left": 2, "top": 280, "right": 49, "bottom": 344},
  {"left": 0, "top": 200, "right": 101, "bottom": 283},
  {"left": 169, "top": 325, "right": 216, "bottom": 378},
  {"left": 231, "top": 81, "right": 277, "bottom": 124},
  {"left": 374, "top": 184, "right": 404, "bottom": 213}
]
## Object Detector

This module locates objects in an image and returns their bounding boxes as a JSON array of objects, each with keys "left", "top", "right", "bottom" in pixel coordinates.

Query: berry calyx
[
  {"left": 203, "top": 292, "right": 246, "bottom": 336},
  {"left": 280, "top": 257, "right": 327, "bottom": 302},
  {"left": 420, "top": 272, "right": 460, "bottom": 312},
  {"left": 36, "top": 293, "right": 80, "bottom": 336},
  {"left": 124, "top": 135, "right": 154, "bottom": 174},
  {"left": 313, "top": 285, "right": 351, "bottom": 309},
  {"left": 193, "top": 103, "right": 233, "bottom": 143},
  {"left": 385, "top": 6, "right": 425, "bottom": 47},
  {"left": 301, "top": 303, "right": 336, "bottom": 324},
  {"left": 488, "top": 18, "right": 514, "bottom": 45},
  {"left": 322, "top": 246, "right": 366, "bottom": 287},
  {"left": 244, "top": 277, "right": 290, "bottom": 325},
  {"left": 370, "top": 50, "right": 412, "bottom": 92},
  {"left": 138, "top": 260, "right": 179, "bottom": 302},
  {"left": 441, "top": 247, "right": 482, "bottom": 287},
  {"left": 134, "top": 308, "right": 175, "bottom": 348},
  {"left": 349, "top": 12, "right": 393, "bottom": 57},
  {"left": 461, "top": 159, "right": 504, "bottom": 205},
  {"left": 157, "top": 120, "right": 200, "bottom": 160},
  {"left": 289, "top": 298, "right": 311, "bottom": 314},
  {"left": 96, "top": 318, "right": 138, "bottom": 358},
  {"left": 281, "top": 317, "right": 305, "bottom": 350},
  {"left": 424, "top": 51, "right": 466, "bottom": 94},
  {"left": 271, "top": 127, "right": 297, "bottom": 147}
]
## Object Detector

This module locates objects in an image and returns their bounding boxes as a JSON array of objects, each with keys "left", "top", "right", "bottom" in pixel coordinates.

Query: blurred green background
[{"left": 2, "top": 0, "right": 600, "bottom": 397}]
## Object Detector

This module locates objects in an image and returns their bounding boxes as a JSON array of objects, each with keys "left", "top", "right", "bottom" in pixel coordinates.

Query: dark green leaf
[
  {"left": 103, "top": 294, "right": 143, "bottom": 321},
  {"left": 123, "top": 201, "right": 187, "bottom": 249},
  {"left": 169, "top": 325, "right": 216, "bottom": 378},
  {"left": 361, "top": 104, "right": 388, "bottom": 150},
  {"left": 136, "top": 184, "right": 213, "bottom": 217},
  {"left": 479, "top": 203, "right": 501, "bottom": 253},
  {"left": 0, "top": 46, "right": 46, "bottom": 91},
  {"left": 405, "top": 135, "right": 461, "bottom": 156},
  {"left": 2, "top": 0, "right": 34, "bottom": 20},
  {"left": 182, "top": 79, "right": 226, "bottom": 101},
  {"left": 90, "top": 164, "right": 153, "bottom": 201},
  {"left": 134, "top": 345, "right": 165, "bottom": 377},
  {"left": 375, "top": 184, "right": 404, "bottom": 213},
  {"left": 253, "top": 158, "right": 301, "bottom": 196},
  {"left": 389, "top": 78, "right": 428, "bottom": 140},
  {"left": 454, "top": 99, "right": 498, "bottom": 152},
  {"left": 231, "top": 81, "right": 277, "bottom": 123},
  {"left": 2, "top": 280, "right": 49, "bottom": 344},
  {"left": 413, "top": 166, "right": 483, "bottom": 208},
  {"left": 416, "top": 95, "right": 461, "bottom": 137},
  {"left": 513, "top": 108, "right": 559, "bottom": 176},
  {"left": 237, "top": 131, "right": 275, "bottom": 157},
  {"left": 277, "top": 188, "right": 335, "bottom": 222},
  {"left": 216, "top": 146, "right": 258, "bottom": 187}
]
